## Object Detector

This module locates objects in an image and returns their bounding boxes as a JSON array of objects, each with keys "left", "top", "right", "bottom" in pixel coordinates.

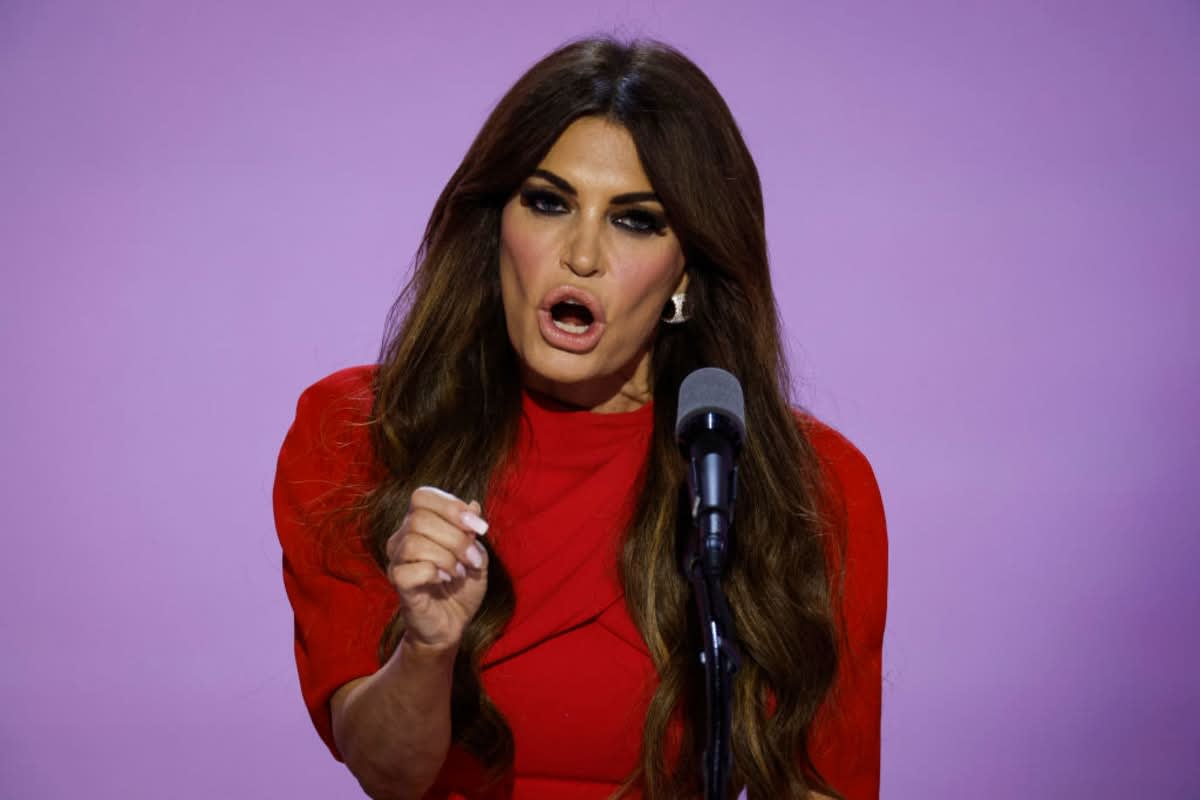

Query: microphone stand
[{"left": 683, "top": 431, "right": 743, "bottom": 800}]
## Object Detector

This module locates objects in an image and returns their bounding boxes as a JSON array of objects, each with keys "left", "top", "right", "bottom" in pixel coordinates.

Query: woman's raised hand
[{"left": 385, "top": 486, "right": 490, "bottom": 652}]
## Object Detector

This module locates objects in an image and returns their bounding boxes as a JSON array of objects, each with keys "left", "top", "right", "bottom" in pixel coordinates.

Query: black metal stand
[
  {"left": 685, "top": 519, "right": 742, "bottom": 800},
  {"left": 679, "top": 408, "right": 744, "bottom": 800}
]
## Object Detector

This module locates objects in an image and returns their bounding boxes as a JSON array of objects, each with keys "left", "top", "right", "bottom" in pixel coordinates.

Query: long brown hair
[{"left": 363, "top": 37, "right": 842, "bottom": 798}]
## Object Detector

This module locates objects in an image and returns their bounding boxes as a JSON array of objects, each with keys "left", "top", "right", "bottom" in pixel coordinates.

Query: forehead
[{"left": 536, "top": 117, "right": 654, "bottom": 192}]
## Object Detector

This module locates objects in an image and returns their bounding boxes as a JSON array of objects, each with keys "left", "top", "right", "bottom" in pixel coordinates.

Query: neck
[{"left": 521, "top": 356, "right": 652, "bottom": 414}]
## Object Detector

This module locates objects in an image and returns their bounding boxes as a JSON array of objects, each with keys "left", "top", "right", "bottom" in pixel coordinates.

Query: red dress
[{"left": 273, "top": 365, "right": 887, "bottom": 799}]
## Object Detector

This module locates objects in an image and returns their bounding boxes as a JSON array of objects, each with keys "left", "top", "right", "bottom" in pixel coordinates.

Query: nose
[{"left": 563, "top": 217, "right": 601, "bottom": 277}]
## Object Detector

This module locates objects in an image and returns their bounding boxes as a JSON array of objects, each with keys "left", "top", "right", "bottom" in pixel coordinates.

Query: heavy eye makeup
[
  {"left": 518, "top": 185, "right": 669, "bottom": 236},
  {"left": 613, "top": 206, "right": 668, "bottom": 236},
  {"left": 519, "top": 187, "right": 569, "bottom": 215}
]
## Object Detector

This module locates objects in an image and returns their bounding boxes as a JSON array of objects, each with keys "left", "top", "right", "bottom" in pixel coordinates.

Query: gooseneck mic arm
[{"left": 676, "top": 368, "right": 746, "bottom": 800}]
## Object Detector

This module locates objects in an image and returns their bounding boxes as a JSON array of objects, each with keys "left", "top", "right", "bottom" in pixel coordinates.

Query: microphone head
[{"left": 676, "top": 367, "right": 746, "bottom": 446}]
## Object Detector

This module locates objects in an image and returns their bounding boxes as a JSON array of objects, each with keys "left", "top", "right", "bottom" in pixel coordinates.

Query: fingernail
[
  {"left": 436, "top": 568, "right": 453, "bottom": 583},
  {"left": 455, "top": 562, "right": 467, "bottom": 578},
  {"left": 466, "top": 542, "right": 484, "bottom": 569},
  {"left": 461, "top": 511, "right": 489, "bottom": 536}
]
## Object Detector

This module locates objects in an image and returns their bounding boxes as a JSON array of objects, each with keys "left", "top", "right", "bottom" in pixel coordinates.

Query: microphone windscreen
[{"left": 676, "top": 367, "right": 746, "bottom": 442}]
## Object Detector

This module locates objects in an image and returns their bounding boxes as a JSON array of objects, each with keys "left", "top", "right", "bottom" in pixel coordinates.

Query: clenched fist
[{"left": 385, "top": 486, "right": 490, "bottom": 652}]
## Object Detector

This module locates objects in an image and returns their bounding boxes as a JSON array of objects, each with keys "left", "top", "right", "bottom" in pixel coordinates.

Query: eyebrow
[{"left": 529, "top": 168, "right": 661, "bottom": 206}]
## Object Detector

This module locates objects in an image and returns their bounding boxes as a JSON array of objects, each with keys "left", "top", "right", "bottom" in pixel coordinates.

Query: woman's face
[{"left": 499, "top": 116, "right": 687, "bottom": 413}]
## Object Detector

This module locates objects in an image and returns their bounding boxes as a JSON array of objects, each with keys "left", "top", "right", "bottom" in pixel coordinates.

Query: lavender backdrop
[{"left": 2, "top": 2, "right": 1197, "bottom": 798}]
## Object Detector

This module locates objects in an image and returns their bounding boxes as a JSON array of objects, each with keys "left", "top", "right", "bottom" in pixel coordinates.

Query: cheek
[
  {"left": 499, "top": 208, "right": 553, "bottom": 292},
  {"left": 614, "top": 246, "right": 685, "bottom": 318}
]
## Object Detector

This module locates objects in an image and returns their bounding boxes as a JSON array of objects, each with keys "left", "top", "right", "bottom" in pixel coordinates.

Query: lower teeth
[{"left": 553, "top": 319, "right": 588, "bottom": 334}]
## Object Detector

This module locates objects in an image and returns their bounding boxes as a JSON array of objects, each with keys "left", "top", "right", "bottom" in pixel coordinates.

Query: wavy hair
[{"left": 362, "top": 37, "right": 843, "bottom": 798}]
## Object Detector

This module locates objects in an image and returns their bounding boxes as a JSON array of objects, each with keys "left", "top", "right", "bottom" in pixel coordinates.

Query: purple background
[{"left": 2, "top": 2, "right": 1197, "bottom": 797}]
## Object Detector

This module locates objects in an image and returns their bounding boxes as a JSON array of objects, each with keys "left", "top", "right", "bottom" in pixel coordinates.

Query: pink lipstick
[{"left": 537, "top": 285, "right": 607, "bottom": 353}]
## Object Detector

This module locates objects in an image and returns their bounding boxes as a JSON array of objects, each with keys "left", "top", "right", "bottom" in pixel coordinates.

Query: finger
[
  {"left": 386, "top": 527, "right": 482, "bottom": 575},
  {"left": 468, "top": 536, "right": 489, "bottom": 572},
  {"left": 389, "top": 560, "right": 452, "bottom": 593},
  {"left": 386, "top": 507, "right": 468, "bottom": 563},
  {"left": 394, "top": 533, "right": 471, "bottom": 580},
  {"left": 386, "top": 509, "right": 457, "bottom": 563},
  {"left": 411, "top": 486, "right": 490, "bottom": 536},
  {"left": 394, "top": 507, "right": 485, "bottom": 571},
  {"left": 385, "top": 527, "right": 403, "bottom": 563}
]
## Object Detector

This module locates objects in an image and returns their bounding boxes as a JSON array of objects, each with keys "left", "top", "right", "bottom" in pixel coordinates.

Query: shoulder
[
  {"left": 793, "top": 411, "right": 885, "bottom": 519},
  {"left": 793, "top": 410, "right": 870, "bottom": 478},
  {"left": 792, "top": 410, "right": 888, "bottom": 640},
  {"left": 292, "top": 364, "right": 379, "bottom": 430},
  {"left": 274, "top": 365, "right": 383, "bottom": 547},
  {"left": 281, "top": 365, "right": 380, "bottom": 466}
]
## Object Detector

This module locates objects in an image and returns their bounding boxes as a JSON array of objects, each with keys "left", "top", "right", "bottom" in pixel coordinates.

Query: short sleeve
[
  {"left": 802, "top": 417, "right": 889, "bottom": 800},
  {"left": 272, "top": 365, "right": 397, "bottom": 760}
]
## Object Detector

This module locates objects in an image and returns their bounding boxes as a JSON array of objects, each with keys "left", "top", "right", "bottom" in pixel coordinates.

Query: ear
[{"left": 673, "top": 268, "right": 690, "bottom": 295}]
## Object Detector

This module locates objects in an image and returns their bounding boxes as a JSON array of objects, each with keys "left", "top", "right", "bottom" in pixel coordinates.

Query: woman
[{"left": 274, "top": 37, "right": 887, "bottom": 800}]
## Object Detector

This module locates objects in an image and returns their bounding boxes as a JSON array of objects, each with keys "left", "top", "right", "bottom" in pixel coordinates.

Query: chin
[
  {"left": 524, "top": 348, "right": 606, "bottom": 387},
  {"left": 520, "top": 340, "right": 649, "bottom": 407}
]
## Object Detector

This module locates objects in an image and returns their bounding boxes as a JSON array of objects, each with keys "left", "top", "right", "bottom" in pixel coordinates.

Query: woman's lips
[{"left": 537, "top": 285, "right": 607, "bottom": 353}]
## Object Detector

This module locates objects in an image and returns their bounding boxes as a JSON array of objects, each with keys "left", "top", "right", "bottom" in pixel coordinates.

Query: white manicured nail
[
  {"left": 466, "top": 543, "right": 484, "bottom": 569},
  {"left": 461, "top": 511, "right": 489, "bottom": 536},
  {"left": 436, "top": 568, "right": 453, "bottom": 583}
]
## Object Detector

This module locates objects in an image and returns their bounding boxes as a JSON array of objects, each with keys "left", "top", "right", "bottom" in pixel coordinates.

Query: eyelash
[{"left": 518, "top": 188, "right": 668, "bottom": 236}]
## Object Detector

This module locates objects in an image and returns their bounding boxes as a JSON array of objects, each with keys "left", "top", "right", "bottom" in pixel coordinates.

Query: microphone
[
  {"left": 676, "top": 367, "right": 746, "bottom": 576},
  {"left": 677, "top": 368, "right": 746, "bottom": 797}
]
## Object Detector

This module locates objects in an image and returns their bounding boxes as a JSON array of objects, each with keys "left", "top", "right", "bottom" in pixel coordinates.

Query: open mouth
[
  {"left": 549, "top": 299, "right": 595, "bottom": 334},
  {"left": 537, "top": 286, "right": 606, "bottom": 352}
]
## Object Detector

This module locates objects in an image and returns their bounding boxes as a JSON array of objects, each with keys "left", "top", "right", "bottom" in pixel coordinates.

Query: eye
[
  {"left": 614, "top": 208, "right": 668, "bottom": 236},
  {"left": 519, "top": 188, "right": 568, "bottom": 215}
]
